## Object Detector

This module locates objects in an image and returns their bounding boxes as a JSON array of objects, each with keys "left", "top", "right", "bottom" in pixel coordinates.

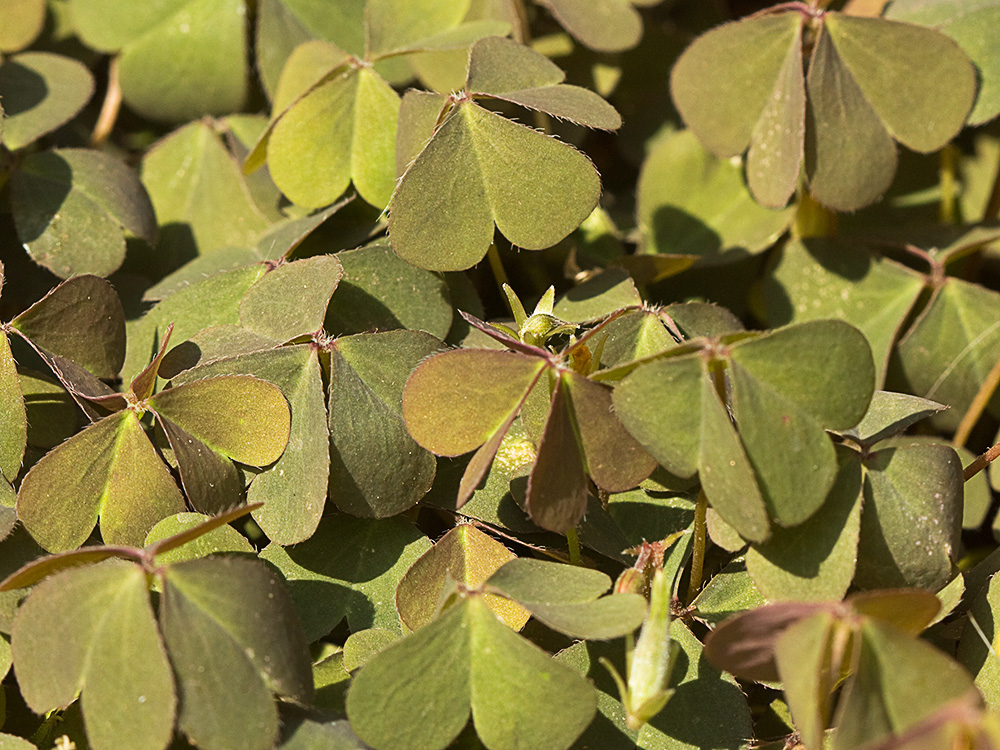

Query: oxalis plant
[{"left": 5, "top": 0, "right": 1000, "bottom": 748}]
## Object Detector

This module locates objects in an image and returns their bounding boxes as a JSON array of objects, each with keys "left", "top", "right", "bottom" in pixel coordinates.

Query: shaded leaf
[
  {"left": 637, "top": 129, "right": 794, "bottom": 262},
  {"left": 328, "top": 330, "right": 441, "bottom": 518},
  {"left": 261, "top": 513, "right": 431, "bottom": 640},
  {"left": 10, "top": 149, "right": 157, "bottom": 278},
  {"left": 11, "top": 560, "right": 175, "bottom": 750},
  {"left": 346, "top": 594, "right": 596, "bottom": 750},
  {"left": 840, "top": 391, "right": 946, "bottom": 448},
  {"left": 0, "top": 333, "right": 26, "bottom": 480},
  {"left": 160, "top": 556, "right": 312, "bottom": 750},
  {"left": 537, "top": 0, "right": 642, "bottom": 52},
  {"left": 390, "top": 100, "right": 600, "bottom": 271},
  {"left": 0, "top": 52, "right": 94, "bottom": 150}
]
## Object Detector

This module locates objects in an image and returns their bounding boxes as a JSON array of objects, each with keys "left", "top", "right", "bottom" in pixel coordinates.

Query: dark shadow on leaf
[
  {"left": 159, "top": 340, "right": 203, "bottom": 379},
  {"left": 650, "top": 205, "right": 752, "bottom": 267},
  {"left": 0, "top": 59, "right": 47, "bottom": 117},
  {"left": 155, "top": 222, "right": 200, "bottom": 274},
  {"left": 11, "top": 151, "right": 71, "bottom": 244},
  {"left": 325, "top": 281, "right": 404, "bottom": 336}
]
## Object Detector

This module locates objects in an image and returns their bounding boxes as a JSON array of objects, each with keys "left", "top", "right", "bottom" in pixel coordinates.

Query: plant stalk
[
  {"left": 940, "top": 144, "right": 958, "bottom": 225},
  {"left": 964, "top": 440, "right": 1000, "bottom": 482},
  {"left": 792, "top": 189, "right": 837, "bottom": 239},
  {"left": 90, "top": 56, "right": 122, "bottom": 147},
  {"left": 685, "top": 489, "right": 708, "bottom": 605},
  {"left": 486, "top": 243, "right": 509, "bottom": 299},
  {"left": 566, "top": 526, "right": 581, "bottom": 566},
  {"left": 953, "top": 352, "right": 1000, "bottom": 449}
]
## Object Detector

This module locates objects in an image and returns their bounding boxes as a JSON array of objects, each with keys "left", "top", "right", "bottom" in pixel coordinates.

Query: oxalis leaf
[
  {"left": 346, "top": 594, "right": 597, "bottom": 750},
  {"left": 390, "top": 98, "right": 601, "bottom": 271},
  {"left": 614, "top": 319, "right": 874, "bottom": 542},
  {"left": 670, "top": 10, "right": 976, "bottom": 211}
]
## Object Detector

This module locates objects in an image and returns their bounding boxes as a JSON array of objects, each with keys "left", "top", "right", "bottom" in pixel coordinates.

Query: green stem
[
  {"left": 685, "top": 489, "right": 708, "bottom": 605},
  {"left": 486, "top": 243, "right": 509, "bottom": 299},
  {"left": 566, "top": 526, "right": 581, "bottom": 566},
  {"left": 793, "top": 188, "right": 837, "bottom": 239},
  {"left": 940, "top": 144, "right": 958, "bottom": 225},
  {"left": 30, "top": 710, "right": 62, "bottom": 747},
  {"left": 953, "top": 351, "right": 1000, "bottom": 449}
]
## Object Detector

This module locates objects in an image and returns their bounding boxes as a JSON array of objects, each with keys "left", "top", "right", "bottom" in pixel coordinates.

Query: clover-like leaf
[
  {"left": 239, "top": 255, "right": 343, "bottom": 342},
  {"left": 10, "top": 149, "right": 158, "bottom": 278},
  {"left": 346, "top": 594, "right": 596, "bottom": 750},
  {"left": 390, "top": 99, "right": 601, "bottom": 271},
  {"left": 365, "top": 0, "right": 469, "bottom": 56},
  {"left": 0, "top": 333, "right": 26, "bottom": 482},
  {"left": 671, "top": 11, "right": 976, "bottom": 211},
  {"left": 160, "top": 555, "right": 312, "bottom": 750},
  {"left": 328, "top": 330, "right": 442, "bottom": 518},
  {"left": 0, "top": 52, "right": 94, "bottom": 151},
  {"left": 0, "top": 0, "right": 45, "bottom": 51},
  {"left": 396, "top": 524, "right": 527, "bottom": 632},
  {"left": 17, "top": 411, "right": 186, "bottom": 552},
  {"left": 535, "top": 0, "right": 643, "bottom": 52},
  {"left": 11, "top": 274, "right": 126, "bottom": 379},
  {"left": 466, "top": 37, "right": 621, "bottom": 129},
  {"left": 140, "top": 120, "right": 271, "bottom": 266},
  {"left": 486, "top": 558, "right": 647, "bottom": 639},
  {"left": 71, "top": 0, "right": 249, "bottom": 122},
  {"left": 11, "top": 560, "right": 176, "bottom": 750},
  {"left": 839, "top": 391, "right": 947, "bottom": 449}
]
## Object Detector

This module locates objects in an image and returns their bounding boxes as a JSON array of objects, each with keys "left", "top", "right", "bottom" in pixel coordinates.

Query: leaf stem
[
  {"left": 685, "top": 489, "right": 708, "bottom": 605},
  {"left": 985, "top": 145, "right": 1000, "bottom": 221},
  {"left": 953, "top": 352, "right": 1000, "bottom": 449},
  {"left": 90, "top": 56, "right": 122, "bottom": 147},
  {"left": 566, "top": 526, "right": 581, "bottom": 566},
  {"left": 964, "top": 440, "right": 1000, "bottom": 482},
  {"left": 486, "top": 242, "right": 509, "bottom": 298},
  {"left": 940, "top": 144, "right": 958, "bottom": 225},
  {"left": 30, "top": 710, "right": 62, "bottom": 747},
  {"left": 792, "top": 188, "right": 837, "bottom": 239}
]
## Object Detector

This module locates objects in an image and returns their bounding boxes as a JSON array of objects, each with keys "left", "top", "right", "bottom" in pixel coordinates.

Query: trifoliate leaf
[{"left": 0, "top": 52, "right": 94, "bottom": 150}]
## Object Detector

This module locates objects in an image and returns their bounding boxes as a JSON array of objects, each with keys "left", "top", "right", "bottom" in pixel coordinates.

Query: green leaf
[
  {"left": 0, "top": 333, "right": 26, "bottom": 480},
  {"left": 854, "top": 442, "right": 962, "bottom": 591},
  {"left": 805, "top": 19, "right": 897, "bottom": 212},
  {"left": 17, "top": 411, "right": 186, "bottom": 551},
  {"left": 160, "top": 556, "right": 312, "bottom": 750},
  {"left": 760, "top": 238, "right": 925, "bottom": 385},
  {"left": 365, "top": 0, "right": 469, "bottom": 56},
  {"left": 267, "top": 65, "right": 400, "bottom": 208},
  {"left": 19, "top": 368, "right": 76, "bottom": 449},
  {"left": 11, "top": 560, "right": 175, "bottom": 750},
  {"left": 260, "top": 513, "right": 431, "bottom": 640},
  {"left": 390, "top": 100, "right": 601, "bottom": 271},
  {"left": 325, "top": 242, "right": 453, "bottom": 339},
  {"left": 143, "top": 512, "right": 254, "bottom": 565},
  {"left": 140, "top": 120, "right": 270, "bottom": 266},
  {"left": 12, "top": 274, "right": 126, "bottom": 379},
  {"left": 536, "top": 0, "right": 642, "bottom": 53},
  {"left": 328, "top": 330, "right": 441, "bottom": 517},
  {"left": 0, "top": 52, "right": 94, "bottom": 150},
  {"left": 886, "top": 0, "right": 1000, "bottom": 125},
  {"left": 774, "top": 612, "right": 837, "bottom": 750},
  {"left": 149, "top": 374, "right": 291, "bottom": 466},
  {"left": 10, "top": 149, "right": 157, "bottom": 279},
  {"left": 267, "top": 0, "right": 365, "bottom": 58},
  {"left": 823, "top": 14, "right": 976, "bottom": 153},
  {"left": 74, "top": 0, "right": 250, "bottom": 122},
  {"left": 403, "top": 348, "right": 548, "bottom": 456},
  {"left": 466, "top": 37, "right": 621, "bottom": 129},
  {"left": 0, "top": 0, "right": 44, "bottom": 51},
  {"left": 670, "top": 13, "right": 802, "bottom": 159},
  {"left": 637, "top": 129, "right": 794, "bottom": 261},
  {"left": 347, "top": 594, "right": 596, "bottom": 750},
  {"left": 486, "top": 558, "right": 647, "bottom": 639},
  {"left": 839, "top": 391, "right": 947, "bottom": 448},
  {"left": 396, "top": 524, "right": 527, "bottom": 632},
  {"left": 124, "top": 264, "right": 266, "bottom": 382},
  {"left": 832, "top": 620, "right": 977, "bottom": 750},
  {"left": 958, "top": 571, "right": 1000, "bottom": 709},
  {"left": 746, "top": 449, "right": 862, "bottom": 601},
  {"left": 239, "top": 255, "right": 343, "bottom": 341},
  {"left": 897, "top": 277, "right": 1000, "bottom": 432}
]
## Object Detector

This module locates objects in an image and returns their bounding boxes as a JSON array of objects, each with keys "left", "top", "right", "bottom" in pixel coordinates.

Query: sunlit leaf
[
  {"left": 17, "top": 411, "right": 186, "bottom": 551},
  {"left": 144, "top": 512, "right": 254, "bottom": 565},
  {"left": 839, "top": 391, "right": 946, "bottom": 448},
  {"left": 72, "top": 0, "right": 250, "bottom": 122},
  {"left": 365, "top": 0, "right": 469, "bottom": 56},
  {"left": 0, "top": 52, "right": 94, "bottom": 150},
  {"left": 141, "top": 120, "right": 270, "bottom": 266},
  {"left": 390, "top": 100, "right": 600, "bottom": 271},
  {"left": 10, "top": 149, "right": 157, "bottom": 279},
  {"left": 396, "top": 524, "right": 527, "bottom": 632},
  {"left": 536, "top": 0, "right": 642, "bottom": 52},
  {"left": 0, "top": 0, "right": 45, "bottom": 51},
  {"left": 239, "top": 255, "right": 342, "bottom": 341},
  {"left": 11, "top": 560, "right": 175, "bottom": 750},
  {"left": 0, "top": 333, "right": 26, "bottom": 480}
]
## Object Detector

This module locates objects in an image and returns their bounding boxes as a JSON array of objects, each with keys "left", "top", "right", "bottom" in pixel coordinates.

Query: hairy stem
[
  {"left": 566, "top": 526, "right": 581, "bottom": 566},
  {"left": 686, "top": 489, "right": 708, "bottom": 605},
  {"left": 90, "top": 56, "right": 122, "bottom": 147}
]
